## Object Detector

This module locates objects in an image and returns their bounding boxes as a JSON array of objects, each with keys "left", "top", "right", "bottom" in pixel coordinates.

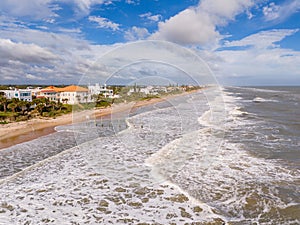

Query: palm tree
[
  {"left": 32, "top": 98, "right": 48, "bottom": 116},
  {"left": 33, "top": 97, "right": 45, "bottom": 105},
  {"left": 7, "top": 102, "right": 18, "bottom": 113},
  {"left": 91, "top": 94, "right": 98, "bottom": 103},
  {"left": 97, "top": 93, "right": 104, "bottom": 102},
  {"left": 0, "top": 95, "right": 8, "bottom": 112},
  {"left": 35, "top": 103, "right": 45, "bottom": 116},
  {"left": 18, "top": 100, "right": 30, "bottom": 115},
  {"left": 84, "top": 95, "right": 88, "bottom": 103},
  {"left": 76, "top": 95, "right": 81, "bottom": 103},
  {"left": 49, "top": 101, "right": 56, "bottom": 111},
  {"left": 62, "top": 98, "right": 68, "bottom": 104},
  {"left": 55, "top": 101, "right": 63, "bottom": 111}
]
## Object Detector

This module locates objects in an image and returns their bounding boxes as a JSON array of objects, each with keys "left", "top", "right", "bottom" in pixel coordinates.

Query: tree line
[
  {"left": 0, "top": 94, "right": 71, "bottom": 123},
  {"left": 0, "top": 93, "right": 114, "bottom": 124}
]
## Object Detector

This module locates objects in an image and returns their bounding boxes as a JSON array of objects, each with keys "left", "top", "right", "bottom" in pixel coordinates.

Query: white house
[
  {"left": 38, "top": 85, "right": 90, "bottom": 104},
  {"left": 88, "top": 83, "right": 113, "bottom": 98},
  {"left": 127, "top": 86, "right": 167, "bottom": 96},
  {"left": 38, "top": 86, "right": 57, "bottom": 102},
  {"left": 2, "top": 89, "right": 32, "bottom": 102},
  {"left": 57, "top": 85, "right": 90, "bottom": 104}
]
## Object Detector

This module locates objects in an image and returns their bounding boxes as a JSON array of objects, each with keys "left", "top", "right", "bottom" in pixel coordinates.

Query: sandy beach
[{"left": 0, "top": 94, "right": 176, "bottom": 150}]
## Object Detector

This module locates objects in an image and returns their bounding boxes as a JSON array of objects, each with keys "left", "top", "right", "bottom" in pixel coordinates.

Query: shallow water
[{"left": 0, "top": 87, "right": 299, "bottom": 224}]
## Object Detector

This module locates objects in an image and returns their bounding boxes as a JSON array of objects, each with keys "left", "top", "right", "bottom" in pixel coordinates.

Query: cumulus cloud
[
  {"left": 26, "top": 74, "right": 45, "bottom": 80},
  {"left": 0, "top": 25, "right": 115, "bottom": 84},
  {"left": 124, "top": 26, "right": 150, "bottom": 41},
  {"left": 263, "top": 2, "right": 280, "bottom": 21},
  {"left": 140, "top": 12, "right": 162, "bottom": 22},
  {"left": 0, "top": 39, "right": 58, "bottom": 64},
  {"left": 151, "top": 8, "right": 219, "bottom": 45},
  {"left": 66, "top": 0, "right": 110, "bottom": 16},
  {"left": 0, "top": 0, "right": 112, "bottom": 20},
  {"left": 0, "top": 38, "right": 61, "bottom": 83},
  {"left": 125, "top": 0, "right": 139, "bottom": 5},
  {"left": 89, "top": 16, "right": 120, "bottom": 31},
  {"left": 224, "top": 29, "right": 299, "bottom": 49},
  {"left": 151, "top": 0, "right": 257, "bottom": 46},
  {"left": 0, "top": 26, "right": 91, "bottom": 53},
  {"left": 212, "top": 29, "right": 300, "bottom": 85},
  {"left": 263, "top": 0, "right": 300, "bottom": 23},
  {"left": 0, "top": 0, "right": 57, "bottom": 20}
]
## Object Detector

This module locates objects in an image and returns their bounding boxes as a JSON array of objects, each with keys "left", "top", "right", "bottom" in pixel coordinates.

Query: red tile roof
[
  {"left": 59, "top": 85, "right": 88, "bottom": 92},
  {"left": 41, "top": 85, "right": 88, "bottom": 93}
]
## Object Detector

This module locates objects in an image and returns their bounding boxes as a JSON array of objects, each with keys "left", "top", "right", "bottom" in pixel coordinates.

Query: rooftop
[{"left": 41, "top": 85, "right": 88, "bottom": 93}]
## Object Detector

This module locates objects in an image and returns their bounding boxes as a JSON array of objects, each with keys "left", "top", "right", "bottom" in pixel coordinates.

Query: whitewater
[{"left": 0, "top": 87, "right": 299, "bottom": 224}]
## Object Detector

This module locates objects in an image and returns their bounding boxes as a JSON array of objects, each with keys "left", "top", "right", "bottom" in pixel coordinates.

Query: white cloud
[
  {"left": 0, "top": 39, "right": 58, "bottom": 64},
  {"left": 224, "top": 29, "right": 299, "bottom": 49},
  {"left": 200, "top": 0, "right": 254, "bottom": 24},
  {"left": 89, "top": 16, "right": 120, "bottom": 31},
  {"left": 45, "top": 18, "right": 56, "bottom": 24},
  {"left": 0, "top": 0, "right": 112, "bottom": 20},
  {"left": 263, "top": 0, "right": 300, "bottom": 23},
  {"left": 212, "top": 29, "right": 300, "bottom": 85},
  {"left": 58, "top": 28, "right": 82, "bottom": 34},
  {"left": 263, "top": 2, "right": 280, "bottom": 21},
  {"left": 140, "top": 12, "right": 162, "bottom": 22},
  {"left": 151, "top": 0, "right": 257, "bottom": 46},
  {"left": 246, "top": 10, "right": 254, "bottom": 19},
  {"left": 67, "top": 0, "right": 108, "bottom": 16},
  {"left": 0, "top": 0, "right": 57, "bottom": 20},
  {"left": 216, "top": 48, "right": 300, "bottom": 85},
  {"left": 124, "top": 26, "right": 150, "bottom": 41},
  {"left": 0, "top": 26, "right": 90, "bottom": 52},
  {"left": 125, "top": 0, "right": 139, "bottom": 5},
  {"left": 26, "top": 74, "right": 45, "bottom": 80},
  {"left": 0, "top": 38, "right": 63, "bottom": 83},
  {"left": 151, "top": 8, "right": 219, "bottom": 46},
  {"left": 0, "top": 25, "right": 110, "bottom": 84}
]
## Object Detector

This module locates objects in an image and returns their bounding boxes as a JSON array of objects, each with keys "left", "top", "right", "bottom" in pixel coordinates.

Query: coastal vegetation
[
  {"left": 0, "top": 94, "right": 72, "bottom": 123},
  {"left": 0, "top": 94, "right": 113, "bottom": 123}
]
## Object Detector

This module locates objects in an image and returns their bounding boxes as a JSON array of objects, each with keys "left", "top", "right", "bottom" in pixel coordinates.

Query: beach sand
[{"left": 0, "top": 95, "right": 172, "bottom": 150}]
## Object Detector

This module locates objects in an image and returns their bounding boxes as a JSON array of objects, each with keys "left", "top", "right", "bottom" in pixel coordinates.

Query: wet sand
[{"left": 0, "top": 96, "right": 171, "bottom": 150}]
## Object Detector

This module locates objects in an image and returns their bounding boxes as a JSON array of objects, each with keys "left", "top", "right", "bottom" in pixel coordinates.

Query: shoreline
[{"left": 0, "top": 91, "right": 198, "bottom": 150}]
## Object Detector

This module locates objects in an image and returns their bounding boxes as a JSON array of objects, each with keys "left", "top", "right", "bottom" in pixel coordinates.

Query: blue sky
[{"left": 0, "top": 0, "right": 299, "bottom": 85}]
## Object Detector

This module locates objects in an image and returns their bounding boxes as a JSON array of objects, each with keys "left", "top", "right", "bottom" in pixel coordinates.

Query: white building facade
[
  {"left": 2, "top": 89, "right": 32, "bottom": 102},
  {"left": 59, "top": 91, "right": 90, "bottom": 104},
  {"left": 88, "top": 83, "right": 113, "bottom": 98}
]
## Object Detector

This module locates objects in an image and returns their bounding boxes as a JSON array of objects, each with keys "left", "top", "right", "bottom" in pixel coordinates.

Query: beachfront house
[
  {"left": 88, "top": 83, "right": 114, "bottom": 98},
  {"left": 38, "top": 85, "right": 90, "bottom": 104},
  {"left": 30, "top": 87, "right": 42, "bottom": 97},
  {"left": 1, "top": 88, "right": 32, "bottom": 102},
  {"left": 127, "top": 85, "right": 167, "bottom": 96},
  {"left": 57, "top": 85, "right": 89, "bottom": 104},
  {"left": 38, "top": 86, "right": 58, "bottom": 102}
]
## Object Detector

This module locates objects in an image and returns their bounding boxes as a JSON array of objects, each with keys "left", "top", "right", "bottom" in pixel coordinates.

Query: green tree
[
  {"left": 18, "top": 100, "right": 30, "bottom": 115},
  {"left": 35, "top": 103, "right": 45, "bottom": 116},
  {"left": 0, "top": 95, "right": 8, "bottom": 112},
  {"left": 84, "top": 95, "right": 88, "bottom": 103},
  {"left": 7, "top": 102, "right": 18, "bottom": 113},
  {"left": 32, "top": 98, "right": 48, "bottom": 116}
]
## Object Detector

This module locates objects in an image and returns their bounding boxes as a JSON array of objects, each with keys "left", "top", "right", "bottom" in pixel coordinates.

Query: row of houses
[
  {"left": 127, "top": 85, "right": 187, "bottom": 96},
  {"left": 0, "top": 84, "right": 115, "bottom": 105}
]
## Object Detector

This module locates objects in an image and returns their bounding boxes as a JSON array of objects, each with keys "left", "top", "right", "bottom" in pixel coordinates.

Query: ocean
[{"left": 0, "top": 86, "right": 299, "bottom": 224}]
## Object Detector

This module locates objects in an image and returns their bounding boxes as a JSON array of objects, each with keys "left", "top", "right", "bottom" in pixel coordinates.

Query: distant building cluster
[
  {"left": 127, "top": 85, "right": 185, "bottom": 96},
  {"left": 0, "top": 84, "right": 115, "bottom": 105}
]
